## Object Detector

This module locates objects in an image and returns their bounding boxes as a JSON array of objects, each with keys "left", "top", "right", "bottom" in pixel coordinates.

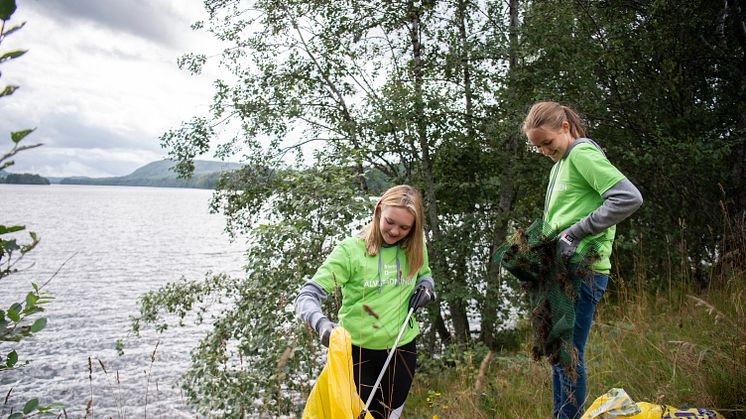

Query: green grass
[{"left": 407, "top": 276, "right": 746, "bottom": 418}]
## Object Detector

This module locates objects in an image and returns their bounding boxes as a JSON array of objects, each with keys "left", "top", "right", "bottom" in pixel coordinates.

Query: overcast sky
[{"left": 1, "top": 0, "right": 225, "bottom": 178}]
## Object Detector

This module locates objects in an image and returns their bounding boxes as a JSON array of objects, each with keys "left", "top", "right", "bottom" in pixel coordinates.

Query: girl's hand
[
  {"left": 558, "top": 230, "right": 579, "bottom": 260},
  {"left": 316, "top": 318, "right": 337, "bottom": 347},
  {"left": 408, "top": 285, "right": 435, "bottom": 312}
]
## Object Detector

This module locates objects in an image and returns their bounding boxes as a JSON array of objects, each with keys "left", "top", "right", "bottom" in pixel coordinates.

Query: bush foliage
[{"left": 136, "top": 0, "right": 745, "bottom": 416}]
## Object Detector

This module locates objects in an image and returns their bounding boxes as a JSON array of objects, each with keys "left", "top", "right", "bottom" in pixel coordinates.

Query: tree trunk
[
  {"left": 480, "top": 0, "right": 520, "bottom": 349},
  {"left": 457, "top": 0, "right": 475, "bottom": 138},
  {"left": 726, "top": 0, "right": 746, "bottom": 210},
  {"left": 406, "top": 0, "right": 457, "bottom": 345}
]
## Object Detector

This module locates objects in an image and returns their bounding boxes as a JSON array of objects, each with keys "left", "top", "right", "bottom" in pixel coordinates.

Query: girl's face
[
  {"left": 378, "top": 205, "right": 414, "bottom": 245},
  {"left": 526, "top": 121, "right": 575, "bottom": 162}
]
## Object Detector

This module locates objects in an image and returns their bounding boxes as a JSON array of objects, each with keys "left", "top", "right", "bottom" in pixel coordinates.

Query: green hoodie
[
  {"left": 311, "top": 236, "right": 432, "bottom": 350},
  {"left": 544, "top": 142, "right": 626, "bottom": 273}
]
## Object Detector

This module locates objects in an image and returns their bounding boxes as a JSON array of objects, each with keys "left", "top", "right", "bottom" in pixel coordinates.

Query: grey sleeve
[
  {"left": 294, "top": 281, "right": 330, "bottom": 332},
  {"left": 566, "top": 178, "right": 643, "bottom": 238},
  {"left": 415, "top": 275, "right": 435, "bottom": 292}
]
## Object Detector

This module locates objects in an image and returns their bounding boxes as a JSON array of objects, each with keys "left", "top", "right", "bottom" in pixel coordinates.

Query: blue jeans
[{"left": 552, "top": 269, "right": 608, "bottom": 419}]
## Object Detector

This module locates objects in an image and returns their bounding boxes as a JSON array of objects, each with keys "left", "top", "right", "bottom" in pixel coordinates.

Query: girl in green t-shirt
[
  {"left": 295, "top": 184, "right": 435, "bottom": 419},
  {"left": 522, "top": 101, "right": 643, "bottom": 419}
]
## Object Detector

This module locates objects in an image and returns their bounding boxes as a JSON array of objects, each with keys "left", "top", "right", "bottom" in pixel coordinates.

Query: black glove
[
  {"left": 316, "top": 317, "right": 337, "bottom": 348},
  {"left": 557, "top": 229, "right": 579, "bottom": 261},
  {"left": 408, "top": 285, "right": 434, "bottom": 312}
]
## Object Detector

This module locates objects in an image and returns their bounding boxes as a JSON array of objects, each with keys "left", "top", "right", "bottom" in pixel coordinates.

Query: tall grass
[
  {"left": 408, "top": 204, "right": 746, "bottom": 419},
  {"left": 408, "top": 276, "right": 745, "bottom": 418}
]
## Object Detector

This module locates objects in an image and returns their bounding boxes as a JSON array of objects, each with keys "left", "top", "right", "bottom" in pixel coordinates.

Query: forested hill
[
  {"left": 59, "top": 159, "right": 242, "bottom": 189},
  {"left": 0, "top": 170, "right": 50, "bottom": 185}
]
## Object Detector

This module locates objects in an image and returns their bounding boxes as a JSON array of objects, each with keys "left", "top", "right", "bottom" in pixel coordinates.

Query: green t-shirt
[
  {"left": 311, "top": 236, "right": 432, "bottom": 350},
  {"left": 544, "top": 142, "right": 626, "bottom": 273}
]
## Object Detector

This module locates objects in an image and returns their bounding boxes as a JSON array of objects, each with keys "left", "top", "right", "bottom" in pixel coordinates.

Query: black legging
[{"left": 352, "top": 339, "right": 417, "bottom": 419}]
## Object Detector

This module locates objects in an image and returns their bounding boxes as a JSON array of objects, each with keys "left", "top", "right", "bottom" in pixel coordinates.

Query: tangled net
[{"left": 494, "top": 220, "right": 599, "bottom": 380}]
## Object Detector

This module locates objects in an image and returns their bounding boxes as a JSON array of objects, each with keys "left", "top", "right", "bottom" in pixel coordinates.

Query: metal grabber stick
[{"left": 358, "top": 306, "right": 415, "bottom": 419}]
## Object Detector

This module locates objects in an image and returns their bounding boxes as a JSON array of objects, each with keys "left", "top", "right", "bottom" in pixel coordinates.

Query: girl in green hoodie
[{"left": 295, "top": 185, "right": 435, "bottom": 419}]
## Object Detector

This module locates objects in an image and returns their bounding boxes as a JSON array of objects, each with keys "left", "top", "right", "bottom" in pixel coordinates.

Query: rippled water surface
[{"left": 0, "top": 184, "right": 245, "bottom": 418}]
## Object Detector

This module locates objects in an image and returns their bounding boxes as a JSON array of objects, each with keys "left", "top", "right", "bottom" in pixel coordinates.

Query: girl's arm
[
  {"left": 295, "top": 281, "right": 336, "bottom": 345},
  {"left": 564, "top": 177, "right": 643, "bottom": 240},
  {"left": 295, "top": 239, "right": 352, "bottom": 345}
]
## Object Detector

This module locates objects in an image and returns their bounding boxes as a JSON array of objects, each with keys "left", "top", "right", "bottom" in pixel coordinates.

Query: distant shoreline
[
  {"left": 1, "top": 159, "right": 243, "bottom": 190},
  {"left": 0, "top": 183, "right": 222, "bottom": 191}
]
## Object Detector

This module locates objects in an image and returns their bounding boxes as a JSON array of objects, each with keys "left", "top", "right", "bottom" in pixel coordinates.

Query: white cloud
[
  {"left": 26, "top": 0, "right": 192, "bottom": 48},
  {"left": 0, "top": 0, "right": 225, "bottom": 178}
]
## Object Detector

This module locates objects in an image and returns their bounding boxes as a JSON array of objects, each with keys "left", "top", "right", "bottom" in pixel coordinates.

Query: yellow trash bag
[
  {"left": 581, "top": 388, "right": 726, "bottom": 419},
  {"left": 302, "top": 327, "right": 374, "bottom": 419},
  {"left": 581, "top": 388, "right": 641, "bottom": 418}
]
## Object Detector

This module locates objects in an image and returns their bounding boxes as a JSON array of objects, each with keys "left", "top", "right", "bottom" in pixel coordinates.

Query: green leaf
[
  {"left": 25, "top": 292, "right": 37, "bottom": 308},
  {"left": 0, "top": 84, "right": 19, "bottom": 98},
  {"left": 24, "top": 306, "right": 43, "bottom": 316},
  {"left": 8, "top": 413, "right": 22, "bottom": 419},
  {"left": 0, "top": 0, "right": 16, "bottom": 20},
  {"left": 0, "top": 49, "right": 26, "bottom": 64},
  {"left": 6, "top": 349, "right": 17, "bottom": 367},
  {"left": 10, "top": 128, "right": 34, "bottom": 143},
  {"left": 6, "top": 307, "right": 20, "bottom": 322},
  {"left": 4, "top": 238, "right": 20, "bottom": 252},
  {"left": 0, "top": 225, "right": 25, "bottom": 234},
  {"left": 30, "top": 317, "right": 46, "bottom": 332},
  {"left": 23, "top": 398, "right": 39, "bottom": 414}
]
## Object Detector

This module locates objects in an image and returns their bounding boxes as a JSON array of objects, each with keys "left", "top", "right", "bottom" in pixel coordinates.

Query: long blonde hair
[
  {"left": 521, "top": 101, "right": 586, "bottom": 139},
  {"left": 358, "top": 185, "right": 425, "bottom": 279}
]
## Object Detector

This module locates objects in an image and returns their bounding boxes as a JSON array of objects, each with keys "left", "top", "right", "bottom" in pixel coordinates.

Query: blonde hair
[
  {"left": 358, "top": 185, "right": 425, "bottom": 279},
  {"left": 521, "top": 101, "right": 586, "bottom": 139}
]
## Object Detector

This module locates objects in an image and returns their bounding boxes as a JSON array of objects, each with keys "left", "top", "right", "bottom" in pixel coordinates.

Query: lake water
[{"left": 0, "top": 184, "right": 246, "bottom": 418}]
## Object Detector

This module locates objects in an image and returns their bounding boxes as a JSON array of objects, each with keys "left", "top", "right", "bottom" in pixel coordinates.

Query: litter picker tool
[{"left": 357, "top": 306, "right": 415, "bottom": 419}]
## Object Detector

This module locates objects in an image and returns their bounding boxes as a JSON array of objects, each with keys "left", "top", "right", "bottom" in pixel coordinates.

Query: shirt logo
[{"left": 363, "top": 262, "right": 415, "bottom": 288}]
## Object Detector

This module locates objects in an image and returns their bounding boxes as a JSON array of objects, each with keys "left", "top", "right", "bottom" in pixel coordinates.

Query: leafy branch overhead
[
  {"left": 1, "top": 0, "right": 65, "bottom": 417},
  {"left": 0, "top": 0, "right": 39, "bottom": 170}
]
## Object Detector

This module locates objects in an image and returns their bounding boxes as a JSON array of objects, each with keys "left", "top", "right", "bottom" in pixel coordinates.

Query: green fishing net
[{"left": 494, "top": 220, "right": 600, "bottom": 380}]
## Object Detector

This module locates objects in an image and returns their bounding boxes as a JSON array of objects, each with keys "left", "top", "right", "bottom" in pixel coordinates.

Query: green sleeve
[
  {"left": 310, "top": 238, "right": 353, "bottom": 293},
  {"left": 571, "top": 144, "right": 625, "bottom": 195}
]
